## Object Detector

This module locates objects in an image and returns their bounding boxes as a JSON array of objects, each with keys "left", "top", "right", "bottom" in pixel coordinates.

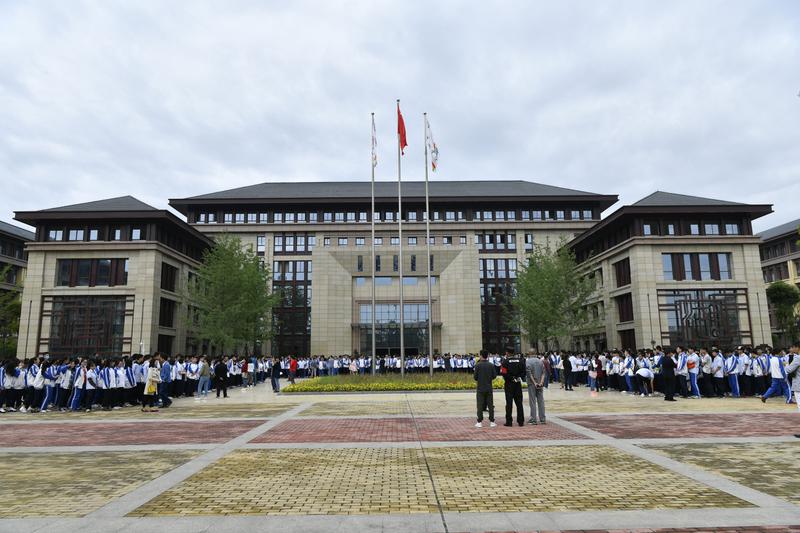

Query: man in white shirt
[
  {"left": 711, "top": 349, "right": 725, "bottom": 398},
  {"left": 686, "top": 348, "right": 701, "bottom": 398},
  {"left": 761, "top": 349, "right": 791, "bottom": 404}
]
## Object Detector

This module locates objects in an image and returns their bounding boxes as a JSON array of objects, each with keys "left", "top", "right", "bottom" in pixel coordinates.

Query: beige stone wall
[
  {"left": 577, "top": 236, "right": 772, "bottom": 351},
  {"left": 16, "top": 242, "right": 200, "bottom": 358}
]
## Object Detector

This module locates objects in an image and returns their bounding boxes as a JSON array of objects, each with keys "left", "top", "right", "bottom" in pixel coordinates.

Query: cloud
[{"left": 0, "top": 0, "right": 798, "bottom": 231}]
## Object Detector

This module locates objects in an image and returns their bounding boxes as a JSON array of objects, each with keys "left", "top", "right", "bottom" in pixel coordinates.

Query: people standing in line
[
  {"left": 500, "top": 349, "right": 525, "bottom": 426},
  {"left": 525, "top": 351, "right": 546, "bottom": 425},
  {"left": 196, "top": 357, "right": 211, "bottom": 399},
  {"left": 271, "top": 357, "right": 282, "bottom": 393},
  {"left": 214, "top": 356, "right": 229, "bottom": 399},
  {"left": 473, "top": 350, "right": 497, "bottom": 428},
  {"left": 661, "top": 348, "right": 677, "bottom": 401}
]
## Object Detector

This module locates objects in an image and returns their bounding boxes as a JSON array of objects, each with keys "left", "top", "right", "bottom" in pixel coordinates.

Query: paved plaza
[{"left": 0, "top": 387, "right": 798, "bottom": 532}]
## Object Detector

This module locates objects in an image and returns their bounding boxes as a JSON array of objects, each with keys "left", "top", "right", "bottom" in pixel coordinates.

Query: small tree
[
  {"left": 0, "top": 265, "right": 22, "bottom": 358},
  {"left": 766, "top": 281, "right": 800, "bottom": 344},
  {"left": 188, "top": 235, "right": 280, "bottom": 354},
  {"left": 512, "top": 240, "right": 597, "bottom": 350}
]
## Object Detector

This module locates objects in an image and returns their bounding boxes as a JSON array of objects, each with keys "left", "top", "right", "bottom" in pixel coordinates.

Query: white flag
[
  {"left": 371, "top": 115, "right": 378, "bottom": 168},
  {"left": 425, "top": 116, "right": 438, "bottom": 172}
]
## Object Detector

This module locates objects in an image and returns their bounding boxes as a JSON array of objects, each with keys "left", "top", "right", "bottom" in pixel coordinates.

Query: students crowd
[{"left": 0, "top": 353, "right": 280, "bottom": 414}]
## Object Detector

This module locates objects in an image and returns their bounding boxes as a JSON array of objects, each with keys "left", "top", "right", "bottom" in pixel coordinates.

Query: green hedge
[{"left": 282, "top": 374, "right": 505, "bottom": 393}]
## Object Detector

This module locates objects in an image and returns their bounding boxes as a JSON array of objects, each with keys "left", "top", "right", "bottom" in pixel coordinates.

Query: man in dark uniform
[
  {"left": 661, "top": 349, "right": 677, "bottom": 401},
  {"left": 214, "top": 356, "right": 229, "bottom": 398},
  {"left": 473, "top": 350, "right": 497, "bottom": 427},
  {"left": 500, "top": 349, "right": 525, "bottom": 426}
]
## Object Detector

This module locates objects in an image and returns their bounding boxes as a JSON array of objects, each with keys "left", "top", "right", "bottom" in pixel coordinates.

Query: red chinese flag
[{"left": 397, "top": 102, "right": 408, "bottom": 155}]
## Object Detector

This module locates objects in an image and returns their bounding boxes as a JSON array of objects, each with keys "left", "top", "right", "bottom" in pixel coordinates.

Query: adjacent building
[
  {"left": 568, "top": 191, "right": 773, "bottom": 351},
  {"left": 169, "top": 180, "right": 618, "bottom": 356},
  {"left": 0, "top": 220, "right": 34, "bottom": 294},
  {"left": 14, "top": 196, "right": 212, "bottom": 359},
  {"left": 758, "top": 217, "right": 800, "bottom": 343}
]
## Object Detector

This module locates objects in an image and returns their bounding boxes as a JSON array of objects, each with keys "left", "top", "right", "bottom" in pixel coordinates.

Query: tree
[
  {"left": 512, "top": 241, "right": 597, "bottom": 351},
  {"left": 0, "top": 265, "right": 22, "bottom": 358},
  {"left": 766, "top": 281, "right": 800, "bottom": 344},
  {"left": 188, "top": 235, "right": 280, "bottom": 354}
]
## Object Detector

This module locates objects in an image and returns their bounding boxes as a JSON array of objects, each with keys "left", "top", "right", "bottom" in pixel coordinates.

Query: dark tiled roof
[
  {"left": 758, "top": 218, "right": 800, "bottom": 241},
  {"left": 179, "top": 180, "right": 608, "bottom": 201},
  {"left": 632, "top": 191, "right": 745, "bottom": 207},
  {"left": 43, "top": 195, "right": 158, "bottom": 212},
  {"left": 0, "top": 220, "right": 34, "bottom": 241}
]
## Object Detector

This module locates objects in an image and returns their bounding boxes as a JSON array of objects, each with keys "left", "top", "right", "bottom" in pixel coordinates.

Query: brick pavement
[
  {"left": 27, "top": 403, "right": 296, "bottom": 419},
  {"left": 647, "top": 442, "right": 800, "bottom": 505},
  {"left": 0, "top": 420, "right": 263, "bottom": 446},
  {"left": 252, "top": 417, "right": 583, "bottom": 443},
  {"left": 563, "top": 413, "right": 799, "bottom": 439},
  {"left": 0, "top": 450, "right": 199, "bottom": 517},
  {"left": 458, "top": 528, "right": 800, "bottom": 532}
]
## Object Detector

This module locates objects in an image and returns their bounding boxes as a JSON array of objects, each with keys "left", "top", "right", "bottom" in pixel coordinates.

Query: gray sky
[{"left": 1, "top": 1, "right": 798, "bottom": 233}]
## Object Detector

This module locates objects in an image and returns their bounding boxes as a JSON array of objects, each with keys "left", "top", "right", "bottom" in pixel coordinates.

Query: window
[
  {"left": 338, "top": 237, "right": 348, "bottom": 246},
  {"left": 616, "top": 293, "right": 634, "bottom": 322},
  {"left": 355, "top": 277, "right": 366, "bottom": 286},
  {"left": 571, "top": 210, "right": 580, "bottom": 220},
  {"left": 408, "top": 211, "right": 418, "bottom": 221},
  {"left": 410, "top": 255, "right": 417, "bottom": 272},
  {"left": 324, "top": 212, "right": 333, "bottom": 223},
  {"left": 248, "top": 213, "right": 257, "bottom": 223},
  {"left": 95, "top": 259, "right": 111, "bottom": 286},
  {"left": 68, "top": 229, "right": 84, "bottom": 241},
  {"left": 56, "top": 258, "right": 128, "bottom": 287},
  {"left": 274, "top": 213, "right": 284, "bottom": 224},
  {"left": 725, "top": 223, "right": 740, "bottom": 235},
  {"left": 521, "top": 210, "right": 530, "bottom": 221},
  {"left": 207, "top": 213, "right": 216, "bottom": 223},
  {"left": 374, "top": 237, "right": 383, "bottom": 245},
  {"left": 403, "top": 277, "right": 418, "bottom": 285},
  {"left": 274, "top": 236, "right": 284, "bottom": 253},
  {"left": 524, "top": 233, "right": 534, "bottom": 251},
  {"left": 375, "top": 277, "right": 392, "bottom": 286},
  {"left": 683, "top": 254, "right": 694, "bottom": 280},
  {"left": 666, "top": 223, "right": 676, "bottom": 236},
  {"left": 356, "top": 237, "right": 365, "bottom": 246},
  {"left": 198, "top": 213, "right": 206, "bottom": 223},
  {"left": 459, "top": 235, "right": 467, "bottom": 245},
  {"left": 161, "top": 263, "right": 178, "bottom": 292},
  {"left": 131, "top": 228, "right": 142, "bottom": 240},
  {"left": 357, "top": 255, "right": 364, "bottom": 272},
  {"left": 235, "top": 213, "right": 245, "bottom": 223},
  {"left": 89, "top": 229, "right": 99, "bottom": 241},
  {"left": 48, "top": 229, "right": 63, "bottom": 241},
  {"left": 375, "top": 255, "right": 381, "bottom": 272},
  {"left": 390, "top": 236, "right": 400, "bottom": 246},
  {"left": 482, "top": 211, "right": 492, "bottom": 221},
  {"left": 347, "top": 212, "right": 356, "bottom": 222},
  {"left": 111, "top": 228, "right": 122, "bottom": 241},
  {"left": 430, "top": 254, "right": 434, "bottom": 272},
  {"left": 159, "top": 297, "right": 176, "bottom": 328},
  {"left": 393, "top": 255, "right": 399, "bottom": 272},
  {"left": 285, "top": 235, "right": 295, "bottom": 252},
  {"left": 323, "top": 237, "right": 331, "bottom": 247},
  {"left": 689, "top": 223, "right": 700, "bottom": 235},
  {"left": 335, "top": 212, "right": 345, "bottom": 223},
  {"left": 643, "top": 224, "right": 653, "bottom": 236},
  {"left": 257, "top": 236, "right": 266, "bottom": 253},
  {"left": 704, "top": 223, "right": 720, "bottom": 235},
  {"left": 309, "top": 212, "right": 318, "bottom": 223},
  {"left": 224, "top": 213, "right": 233, "bottom": 223},
  {"left": 556, "top": 210, "right": 565, "bottom": 220},
  {"left": 433, "top": 211, "right": 442, "bottom": 221},
  {"left": 445, "top": 211, "right": 455, "bottom": 221},
  {"left": 699, "top": 254, "right": 712, "bottom": 280},
  {"left": 384, "top": 211, "right": 394, "bottom": 222},
  {"left": 260, "top": 213, "right": 269, "bottom": 223},
  {"left": 719, "top": 254, "right": 731, "bottom": 280},
  {"left": 408, "top": 236, "right": 417, "bottom": 246},
  {"left": 308, "top": 236, "right": 316, "bottom": 249},
  {"left": 359, "top": 212, "right": 367, "bottom": 222},
  {"left": 583, "top": 210, "right": 592, "bottom": 220},
  {"left": 662, "top": 254, "right": 674, "bottom": 281},
  {"left": 532, "top": 210, "right": 542, "bottom": 221},
  {"left": 613, "top": 258, "right": 631, "bottom": 287},
  {"left": 428, "top": 236, "right": 435, "bottom": 245}
]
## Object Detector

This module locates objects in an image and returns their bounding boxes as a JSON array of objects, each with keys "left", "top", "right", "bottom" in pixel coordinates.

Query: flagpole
[
  {"left": 370, "top": 113, "right": 377, "bottom": 376},
  {"left": 424, "top": 113, "right": 434, "bottom": 378},
  {"left": 397, "top": 99, "right": 405, "bottom": 378}
]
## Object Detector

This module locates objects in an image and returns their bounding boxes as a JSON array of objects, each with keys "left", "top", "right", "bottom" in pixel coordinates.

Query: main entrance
[{"left": 356, "top": 303, "right": 432, "bottom": 357}]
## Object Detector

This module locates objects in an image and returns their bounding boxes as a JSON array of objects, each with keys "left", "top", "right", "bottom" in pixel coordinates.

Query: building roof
[
  {"left": 758, "top": 217, "right": 800, "bottom": 242},
  {"left": 632, "top": 191, "right": 745, "bottom": 207},
  {"left": 568, "top": 190, "right": 772, "bottom": 252},
  {"left": 42, "top": 195, "right": 159, "bottom": 212},
  {"left": 0, "top": 220, "right": 35, "bottom": 241},
  {"left": 169, "top": 179, "right": 619, "bottom": 214}
]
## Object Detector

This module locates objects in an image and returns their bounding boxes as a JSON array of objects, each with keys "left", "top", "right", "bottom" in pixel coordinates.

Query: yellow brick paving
[
  {"left": 128, "top": 445, "right": 748, "bottom": 516},
  {"left": 424, "top": 445, "right": 749, "bottom": 512},
  {"left": 0, "top": 450, "right": 199, "bottom": 517},
  {"left": 647, "top": 442, "right": 800, "bottom": 506},
  {"left": 128, "top": 448, "right": 439, "bottom": 516}
]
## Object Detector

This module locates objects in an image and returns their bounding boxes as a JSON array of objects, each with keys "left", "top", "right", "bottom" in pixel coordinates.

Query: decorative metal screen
[
  {"left": 658, "top": 289, "right": 751, "bottom": 349},
  {"left": 40, "top": 295, "right": 134, "bottom": 356}
]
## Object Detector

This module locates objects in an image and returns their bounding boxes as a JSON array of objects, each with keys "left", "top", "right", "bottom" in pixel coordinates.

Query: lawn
[{"left": 281, "top": 372, "right": 504, "bottom": 392}]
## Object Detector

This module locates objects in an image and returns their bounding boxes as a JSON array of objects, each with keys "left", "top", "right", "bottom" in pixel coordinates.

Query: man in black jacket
[
  {"left": 473, "top": 350, "right": 496, "bottom": 428},
  {"left": 661, "top": 349, "right": 677, "bottom": 401},
  {"left": 501, "top": 350, "right": 526, "bottom": 426},
  {"left": 214, "top": 356, "right": 229, "bottom": 398}
]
